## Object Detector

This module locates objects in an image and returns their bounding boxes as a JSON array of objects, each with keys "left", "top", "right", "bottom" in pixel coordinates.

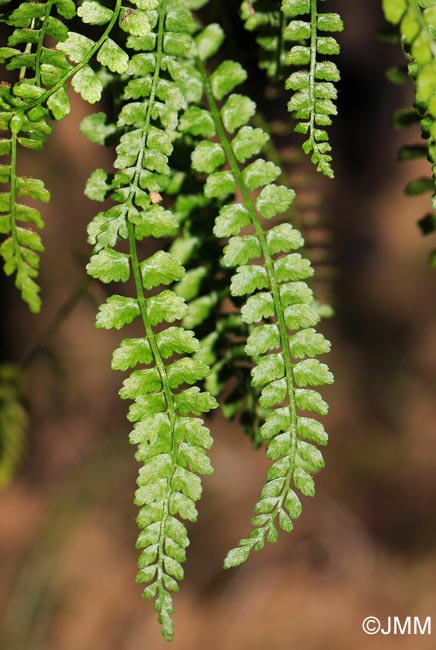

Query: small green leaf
[
  {"left": 204, "top": 171, "right": 235, "bottom": 199},
  {"left": 243, "top": 159, "right": 281, "bottom": 191},
  {"left": 174, "top": 387, "right": 218, "bottom": 416},
  {"left": 232, "top": 126, "right": 269, "bottom": 163},
  {"left": 295, "top": 389, "right": 328, "bottom": 415},
  {"left": 141, "top": 251, "right": 185, "bottom": 290},
  {"left": 85, "top": 169, "right": 111, "bottom": 201},
  {"left": 57, "top": 32, "right": 94, "bottom": 63},
  {"left": 16, "top": 177, "right": 50, "bottom": 202},
  {"left": 71, "top": 65, "right": 102, "bottom": 103},
  {"left": 382, "top": 0, "right": 407, "bottom": 24},
  {"left": 96, "top": 295, "right": 140, "bottom": 329},
  {"left": 112, "top": 338, "right": 152, "bottom": 371},
  {"left": 223, "top": 235, "right": 261, "bottom": 267},
  {"left": 87, "top": 248, "right": 130, "bottom": 283},
  {"left": 221, "top": 94, "right": 256, "bottom": 133},
  {"left": 289, "top": 328, "right": 331, "bottom": 359},
  {"left": 77, "top": 0, "right": 113, "bottom": 24},
  {"left": 297, "top": 417, "right": 328, "bottom": 445},
  {"left": 195, "top": 23, "right": 224, "bottom": 61},
  {"left": 179, "top": 106, "right": 216, "bottom": 137},
  {"left": 191, "top": 141, "right": 225, "bottom": 174},
  {"left": 147, "top": 290, "right": 187, "bottom": 326},
  {"left": 210, "top": 60, "right": 247, "bottom": 100},
  {"left": 293, "top": 359, "right": 334, "bottom": 387},
  {"left": 156, "top": 327, "right": 200, "bottom": 359},
  {"left": 97, "top": 38, "right": 129, "bottom": 74},
  {"left": 47, "top": 86, "right": 70, "bottom": 120},
  {"left": 293, "top": 467, "right": 315, "bottom": 496},
  {"left": 119, "top": 8, "right": 151, "bottom": 36},
  {"left": 213, "top": 204, "right": 250, "bottom": 238},
  {"left": 256, "top": 184, "right": 296, "bottom": 219},
  {"left": 223, "top": 545, "right": 250, "bottom": 569}
]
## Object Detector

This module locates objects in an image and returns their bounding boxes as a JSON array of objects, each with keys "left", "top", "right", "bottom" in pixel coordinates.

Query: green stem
[
  {"left": 35, "top": 0, "right": 55, "bottom": 86},
  {"left": 308, "top": 0, "right": 318, "bottom": 150},
  {"left": 198, "top": 59, "right": 299, "bottom": 533},
  {"left": 9, "top": 130, "right": 20, "bottom": 266}
]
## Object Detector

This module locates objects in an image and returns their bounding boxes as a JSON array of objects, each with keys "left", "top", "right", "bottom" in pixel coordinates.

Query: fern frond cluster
[
  {"left": 0, "top": 0, "right": 335, "bottom": 641},
  {"left": 184, "top": 28, "right": 333, "bottom": 567}
]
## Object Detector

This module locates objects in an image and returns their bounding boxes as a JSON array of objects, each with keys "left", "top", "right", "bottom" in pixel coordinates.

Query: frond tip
[{"left": 282, "top": 0, "right": 343, "bottom": 178}]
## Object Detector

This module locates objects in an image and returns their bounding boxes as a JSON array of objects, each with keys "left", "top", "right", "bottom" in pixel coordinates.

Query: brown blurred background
[{"left": 1, "top": 2, "right": 436, "bottom": 648}]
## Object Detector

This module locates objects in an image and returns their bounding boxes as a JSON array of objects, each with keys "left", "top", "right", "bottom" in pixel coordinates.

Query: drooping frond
[
  {"left": 282, "top": 0, "right": 343, "bottom": 178},
  {"left": 0, "top": 0, "right": 137, "bottom": 311},
  {"left": 186, "top": 24, "right": 333, "bottom": 567},
  {"left": 240, "top": 0, "right": 287, "bottom": 80},
  {"left": 383, "top": 0, "right": 436, "bottom": 263},
  {"left": 239, "top": 0, "right": 343, "bottom": 178},
  {"left": 85, "top": 1, "right": 217, "bottom": 640}
]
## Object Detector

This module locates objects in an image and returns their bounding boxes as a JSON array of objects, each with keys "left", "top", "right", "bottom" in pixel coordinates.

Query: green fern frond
[
  {"left": 383, "top": 0, "right": 436, "bottom": 260},
  {"left": 282, "top": 0, "right": 343, "bottom": 178},
  {"left": 85, "top": 1, "right": 218, "bottom": 640},
  {"left": 0, "top": 0, "right": 133, "bottom": 311},
  {"left": 189, "top": 25, "right": 332, "bottom": 567},
  {"left": 239, "top": 1, "right": 343, "bottom": 177},
  {"left": 240, "top": 0, "right": 287, "bottom": 80}
]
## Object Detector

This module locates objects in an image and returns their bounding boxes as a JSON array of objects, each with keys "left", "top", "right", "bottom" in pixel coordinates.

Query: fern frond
[
  {"left": 85, "top": 2, "right": 218, "bottom": 640},
  {"left": 0, "top": 0, "right": 132, "bottom": 310},
  {"left": 190, "top": 26, "right": 333, "bottom": 567},
  {"left": 238, "top": 1, "right": 343, "bottom": 177},
  {"left": 240, "top": 0, "right": 287, "bottom": 80},
  {"left": 282, "top": 0, "right": 343, "bottom": 178},
  {"left": 383, "top": 0, "right": 436, "bottom": 261}
]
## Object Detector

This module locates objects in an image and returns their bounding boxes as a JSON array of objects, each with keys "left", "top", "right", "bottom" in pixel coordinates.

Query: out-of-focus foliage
[{"left": 0, "top": 363, "right": 27, "bottom": 487}]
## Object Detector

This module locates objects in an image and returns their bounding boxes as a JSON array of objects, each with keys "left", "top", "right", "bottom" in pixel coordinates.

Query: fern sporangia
[
  {"left": 185, "top": 24, "right": 333, "bottom": 568},
  {"left": 239, "top": 0, "right": 343, "bottom": 178},
  {"left": 85, "top": 1, "right": 218, "bottom": 640},
  {"left": 383, "top": 0, "right": 436, "bottom": 262},
  {"left": 0, "top": 0, "right": 143, "bottom": 311}
]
